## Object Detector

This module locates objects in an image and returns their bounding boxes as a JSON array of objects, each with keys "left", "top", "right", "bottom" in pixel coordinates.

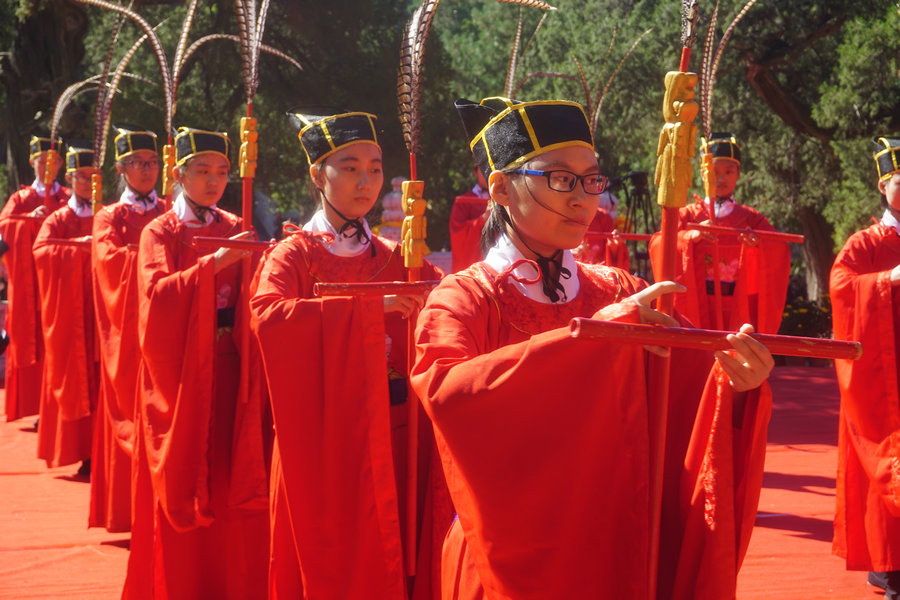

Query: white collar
[
  {"left": 120, "top": 188, "right": 158, "bottom": 213},
  {"left": 704, "top": 195, "right": 735, "bottom": 219},
  {"left": 31, "top": 178, "right": 60, "bottom": 196},
  {"left": 303, "top": 208, "right": 372, "bottom": 257},
  {"left": 484, "top": 233, "right": 579, "bottom": 304},
  {"left": 173, "top": 192, "right": 216, "bottom": 228},
  {"left": 67, "top": 194, "right": 93, "bottom": 218},
  {"left": 472, "top": 183, "right": 490, "bottom": 198},
  {"left": 881, "top": 209, "right": 900, "bottom": 234}
]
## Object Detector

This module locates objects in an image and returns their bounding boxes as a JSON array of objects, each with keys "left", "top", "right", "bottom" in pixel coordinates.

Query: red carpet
[
  {"left": 0, "top": 368, "right": 889, "bottom": 598},
  {"left": 0, "top": 391, "right": 127, "bottom": 599},
  {"left": 737, "top": 366, "right": 880, "bottom": 599}
]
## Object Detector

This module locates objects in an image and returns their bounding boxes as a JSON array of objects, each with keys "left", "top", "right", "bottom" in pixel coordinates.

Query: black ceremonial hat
[
  {"left": 66, "top": 144, "right": 94, "bottom": 172},
  {"left": 455, "top": 97, "right": 595, "bottom": 181},
  {"left": 873, "top": 137, "right": 900, "bottom": 182},
  {"left": 287, "top": 111, "right": 379, "bottom": 166},
  {"left": 113, "top": 126, "right": 158, "bottom": 161},
  {"left": 174, "top": 127, "right": 231, "bottom": 167},
  {"left": 29, "top": 135, "right": 62, "bottom": 160},
  {"left": 699, "top": 132, "right": 741, "bottom": 165}
]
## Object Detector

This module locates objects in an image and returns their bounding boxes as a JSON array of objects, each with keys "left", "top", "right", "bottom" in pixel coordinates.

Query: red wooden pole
[
  {"left": 649, "top": 27, "right": 697, "bottom": 600},
  {"left": 42, "top": 238, "right": 91, "bottom": 249},
  {"left": 686, "top": 223, "right": 805, "bottom": 244},
  {"left": 708, "top": 199, "right": 726, "bottom": 330},
  {"left": 238, "top": 101, "right": 254, "bottom": 415},
  {"left": 570, "top": 318, "right": 862, "bottom": 361},
  {"left": 191, "top": 237, "right": 271, "bottom": 251},
  {"left": 584, "top": 231, "right": 653, "bottom": 242},
  {"left": 314, "top": 280, "right": 439, "bottom": 297}
]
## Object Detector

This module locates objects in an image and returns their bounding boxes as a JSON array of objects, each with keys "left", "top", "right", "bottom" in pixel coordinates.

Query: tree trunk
[{"left": 796, "top": 204, "right": 835, "bottom": 302}]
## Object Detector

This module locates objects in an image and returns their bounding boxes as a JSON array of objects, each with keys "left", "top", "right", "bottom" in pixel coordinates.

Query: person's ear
[
  {"left": 172, "top": 164, "right": 184, "bottom": 184},
  {"left": 489, "top": 170, "right": 512, "bottom": 207},
  {"left": 115, "top": 162, "right": 124, "bottom": 175},
  {"left": 65, "top": 172, "right": 74, "bottom": 185},
  {"left": 879, "top": 178, "right": 888, "bottom": 196},
  {"left": 309, "top": 163, "right": 322, "bottom": 189}
]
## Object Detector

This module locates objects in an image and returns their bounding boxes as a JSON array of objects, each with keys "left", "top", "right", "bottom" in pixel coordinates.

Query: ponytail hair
[
  {"left": 480, "top": 166, "right": 521, "bottom": 257},
  {"left": 481, "top": 202, "right": 508, "bottom": 258}
]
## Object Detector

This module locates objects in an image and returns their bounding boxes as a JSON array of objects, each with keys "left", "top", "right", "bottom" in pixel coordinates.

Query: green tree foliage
[
  {"left": 1, "top": 0, "right": 898, "bottom": 278},
  {"left": 436, "top": 0, "right": 899, "bottom": 299}
]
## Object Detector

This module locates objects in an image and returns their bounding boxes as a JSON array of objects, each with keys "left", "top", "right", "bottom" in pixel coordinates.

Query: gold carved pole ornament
[
  {"left": 400, "top": 180, "right": 429, "bottom": 269},
  {"left": 92, "top": 173, "right": 103, "bottom": 214},
  {"left": 239, "top": 116, "right": 258, "bottom": 180},
  {"left": 42, "top": 150, "right": 58, "bottom": 210},
  {"left": 654, "top": 71, "right": 699, "bottom": 211},
  {"left": 161, "top": 143, "right": 176, "bottom": 201}
]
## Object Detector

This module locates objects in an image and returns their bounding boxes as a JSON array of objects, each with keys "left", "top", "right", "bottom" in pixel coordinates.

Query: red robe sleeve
[
  {"left": 663, "top": 369, "right": 772, "bottom": 599},
  {"left": 137, "top": 219, "right": 218, "bottom": 532},
  {"left": 830, "top": 224, "right": 900, "bottom": 571},
  {"left": 449, "top": 192, "right": 488, "bottom": 272},
  {"left": 33, "top": 209, "right": 94, "bottom": 421},
  {"left": 1, "top": 190, "right": 45, "bottom": 370},
  {"left": 92, "top": 206, "right": 142, "bottom": 454},
  {"left": 251, "top": 241, "right": 405, "bottom": 598},
  {"left": 411, "top": 272, "right": 771, "bottom": 599}
]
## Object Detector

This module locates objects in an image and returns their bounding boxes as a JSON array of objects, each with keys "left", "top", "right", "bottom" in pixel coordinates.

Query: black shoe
[
  {"left": 75, "top": 459, "right": 91, "bottom": 479},
  {"left": 870, "top": 571, "right": 889, "bottom": 591},
  {"left": 869, "top": 571, "right": 900, "bottom": 598},
  {"left": 0, "top": 329, "right": 8, "bottom": 356}
]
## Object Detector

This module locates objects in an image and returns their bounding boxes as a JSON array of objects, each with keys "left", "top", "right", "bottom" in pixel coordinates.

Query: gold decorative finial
[
  {"left": 654, "top": 71, "right": 699, "bottom": 208},
  {"left": 400, "top": 180, "right": 429, "bottom": 268}
]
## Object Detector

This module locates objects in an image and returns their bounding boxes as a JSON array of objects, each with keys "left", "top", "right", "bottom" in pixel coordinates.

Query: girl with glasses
[{"left": 410, "top": 96, "right": 775, "bottom": 599}]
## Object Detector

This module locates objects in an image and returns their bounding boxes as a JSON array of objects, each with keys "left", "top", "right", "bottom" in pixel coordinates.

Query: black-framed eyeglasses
[
  {"left": 510, "top": 168, "right": 608, "bottom": 195},
  {"left": 123, "top": 159, "right": 160, "bottom": 171}
]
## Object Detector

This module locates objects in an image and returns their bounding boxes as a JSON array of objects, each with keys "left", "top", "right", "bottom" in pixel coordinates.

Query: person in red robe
[
  {"left": 89, "top": 126, "right": 165, "bottom": 533},
  {"left": 0, "top": 136, "right": 69, "bottom": 421},
  {"left": 411, "top": 97, "right": 775, "bottom": 599},
  {"left": 831, "top": 136, "right": 900, "bottom": 599},
  {"left": 649, "top": 133, "right": 790, "bottom": 333},
  {"left": 573, "top": 205, "right": 630, "bottom": 270},
  {"left": 251, "top": 110, "right": 451, "bottom": 599},
  {"left": 449, "top": 166, "right": 489, "bottom": 272},
  {"left": 32, "top": 144, "right": 99, "bottom": 475},
  {"left": 128, "top": 127, "right": 269, "bottom": 599}
]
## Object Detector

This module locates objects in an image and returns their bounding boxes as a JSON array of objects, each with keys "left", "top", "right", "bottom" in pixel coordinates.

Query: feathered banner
[
  {"left": 396, "top": 0, "right": 558, "bottom": 578},
  {"left": 698, "top": 0, "right": 760, "bottom": 140}
]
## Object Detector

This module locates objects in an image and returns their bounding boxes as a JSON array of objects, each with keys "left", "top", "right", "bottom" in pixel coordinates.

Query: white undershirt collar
[
  {"left": 484, "top": 232, "right": 579, "bottom": 304},
  {"left": 881, "top": 209, "right": 900, "bottom": 234},
  {"left": 704, "top": 195, "right": 735, "bottom": 219},
  {"left": 31, "top": 178, "right": 61, "bottom": 196},
  {"left": 303, "top": 208, "right": 372, "bottom": 257},
  {"left": 120, "top": 188, "right": 159, "bottom": 214},
  {"left": 471, "top": 183, "right": 490, "bottom": 198},
  {"left": 67, "top": 194, "right": 93, "bottom": 218},
  {"left": 173, "top": 192, "right": 216, "bottom": 228}
]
